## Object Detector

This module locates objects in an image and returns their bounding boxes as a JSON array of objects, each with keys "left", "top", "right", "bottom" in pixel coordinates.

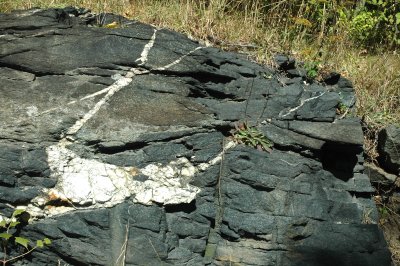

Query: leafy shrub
[
  {"left": 349, "top": 0, "right": 400, "bottom": 47},
  {"left": 255, "top": 0, "right": 399, "bottom": 49},
  {"left": 0, "top": 209, "right": 51, "bottom": 265}
]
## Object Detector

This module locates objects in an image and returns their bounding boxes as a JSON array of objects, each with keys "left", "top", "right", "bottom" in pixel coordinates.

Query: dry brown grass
[
  {"left": 0, "top": 0, "right": 128, "bottom": 14},
  {"left": 376, "top": 194, "right": 400, "bottom": 265}
]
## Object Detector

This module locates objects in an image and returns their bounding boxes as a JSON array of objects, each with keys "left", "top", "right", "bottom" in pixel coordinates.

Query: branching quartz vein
[
  {"left": 40, "top": 86, "right": 114, "bottom": 115},
  {"left": 279, "top": 92, "right": 326, "bottom": 118},
  {"left": 23, "top": 31, "right": 236, "bottom": 218},
  {"left": 66, "top": 76, "right": 133, "bottom": 136},
  {"left": 38, "top": 30, "right": 158, "bottom": 118},
  {"left": 135, "top": 29, "right": 157, "bottom": 65}
]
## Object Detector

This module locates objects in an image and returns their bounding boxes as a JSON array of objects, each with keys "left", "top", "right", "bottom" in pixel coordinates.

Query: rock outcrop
[
  {"left": 378, "top": 125, "right": 400, "bottom": 175},
  {"left": 0, "top": 7, "right": 392, "bottom": 266}
]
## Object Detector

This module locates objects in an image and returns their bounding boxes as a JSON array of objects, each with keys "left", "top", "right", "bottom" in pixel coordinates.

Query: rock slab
[
  {"left": 378, "top": 124, "right": 400, "bottom": 175},
  {"left": 0, "top": 7, "right": 392, "bottom": 266}
]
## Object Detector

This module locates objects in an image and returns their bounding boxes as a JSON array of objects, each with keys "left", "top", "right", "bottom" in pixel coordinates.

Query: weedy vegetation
[
  {"left": 336, "top": 102, "right": 349, "bottom": 116},
  {"left": 0, "top": 209, "right": 51, "bottom": 265},
  {"left": 303, "top": 60, "right": 320, "bottom": 80},
  {"left": 231, "top": 122, "right": 273, "bottom": 152}
]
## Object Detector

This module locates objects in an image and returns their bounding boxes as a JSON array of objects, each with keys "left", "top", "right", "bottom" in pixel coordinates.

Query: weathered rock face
[
  {"left": 0, "top": 7, "right": 392, "bottom": 266},
  {"left": 378, "top": 125, "right": 400, "bottom": 175}
]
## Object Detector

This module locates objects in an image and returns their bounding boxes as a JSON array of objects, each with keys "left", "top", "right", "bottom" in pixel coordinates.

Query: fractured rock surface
[
  {"left": 378, "top": 125, "right": 400, "bottom": 175},
  {"left": 0, "top": 7, "right": 392, "bottom": 266}
]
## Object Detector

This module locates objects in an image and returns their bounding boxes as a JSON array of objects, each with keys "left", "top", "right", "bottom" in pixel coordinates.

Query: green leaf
[
  {"left": 261, "top": 142, "right": 272, "bottom": 151},
  {"left": 36, "top": 240, "right": 44, "bottom": 248},
  {"left": 15, "top": 237, "right": 30, "bottom": 249},
  {"left": 12, "top": 209, "right": 25, "bottom": 218},
  {"left": 9, "top": 221, "right": 20, "bottom": 228},
  {"left": 249, "top": 138, "right": 257, "bottom": 147},
  {"left": 43, "top": 238, "right": 51, "bottom": 245},
  {"left": 263, "top": 73, "right": 272, "bottom": 79},
  {"left": 260, "top": 142, "right": 268, "bottom": 149},
  {"left": 0, "top": 233, "right": 12, "bottom": 240},
  {"left": 396, "top": 13, "right": 400, "bottom": 25},
  {"left": 0, "top": 220, "right": 7, "bottom": 227}
]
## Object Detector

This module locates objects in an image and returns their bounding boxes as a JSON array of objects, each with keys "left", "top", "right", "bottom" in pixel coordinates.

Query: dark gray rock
[
  {"left": 0, "top": 7, "right": 391, "bottom": 266},
  {"left": 321, "top": 71, "right": 341, "bottom": 85},
  {"left": 288, "top": 119, "right": 364, "bottom": 145},
  {"left": 365, "top": 162, "right": 398, "bottom": 184},
  {"left": 274, "top": 54, "right": 296, "bottom": 70},
  {"left": 378, "top": 124, "right": 400, "bottom": 174},
  {"left": 0, "top": 187, "right": 40, "bottom": 204},
  {"left": 287, "top": 67, "right": 307, "bottom": 78}
]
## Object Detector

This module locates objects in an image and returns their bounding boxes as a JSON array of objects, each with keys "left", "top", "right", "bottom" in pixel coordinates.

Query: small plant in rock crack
[
  {"left": 336, "top": 102, "right": 349, "bottom": 115},
  {"left": 304, "top": 61, "right": 320, "bottom": 80},
  {"left": 0, "top": 209, "right": 51, "bottom": 265},
  {"left": 231, "top": 122, "right": 273, "bottom": 152}
]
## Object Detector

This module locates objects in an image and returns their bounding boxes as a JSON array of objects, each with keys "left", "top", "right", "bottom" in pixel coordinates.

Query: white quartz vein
[
  {"left": 280, "top": 92, "right": 326, "bottom": 118},
  {"left": 155, "top": 47, "right": 203, "bottom": 71},
  {"left": 66, "top": 77, "right": 133, "bottom": 135},
  {"left": 26, "top": 139, "right": 236, "bottom": 217},
  {"left": 38, "top": 29, "right": 157, "bottom": 117},
  {"left": 23, "top": 33, "right": 229, "bottom": 218},
  {"left": 135, "top": 29, "right": 157, "bottom": 65},
  {"left": 39, "top": 87, "right": 113, "bottom": 116}
]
